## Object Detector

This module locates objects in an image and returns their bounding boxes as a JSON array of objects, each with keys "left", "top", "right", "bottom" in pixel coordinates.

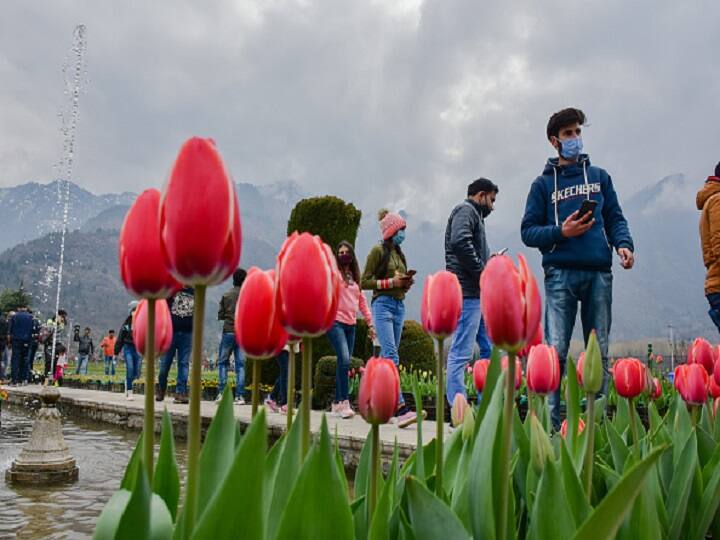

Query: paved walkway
[{"left": 5, "top": 385, "right": 450, "bottom": 469}]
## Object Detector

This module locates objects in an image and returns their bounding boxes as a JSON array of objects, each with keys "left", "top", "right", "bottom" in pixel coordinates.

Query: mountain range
[{"left": 0, "top": 174, "right": 711, "bottom": 352}]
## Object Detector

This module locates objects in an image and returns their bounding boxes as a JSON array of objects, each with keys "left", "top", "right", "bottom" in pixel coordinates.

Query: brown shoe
[
  {"left": 155, "top": 388, "right": 165, "bottom": 402},
  {"left": 173, "top": 393, "right": 189, "bottom": 404}
]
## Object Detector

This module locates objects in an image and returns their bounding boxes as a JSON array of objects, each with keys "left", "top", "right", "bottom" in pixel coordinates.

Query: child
[{"left": 54, "top": 345, "right": 68, "bottom": 386}]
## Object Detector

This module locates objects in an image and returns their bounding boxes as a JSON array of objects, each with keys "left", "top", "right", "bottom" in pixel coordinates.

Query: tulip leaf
[
  {"left": 528, "top": 459, "right": 576, "bottom": 540},
  {"left": 573, "top": 445, "right": 666, "bottom": 540},
  {"left": 117, "top": 461, "right": 151, "bottom": 540},
  {"left": 672, "top": 395, "right": 692, "bottom": 460},
  {"left": 619, "top": 465, "right": 664, "bottom": 540},
  {"left": 605, "top": 420, "right": 629, "bottom": 474},
  {"left": 667, "top": 432, "right": 697, "bottom": 540},
  {"left": 475, "top": 347, "right": 502, "bottom": 432},
  {"left": 355, "top": 425, "right": 375, "bottom": 503},
  {"left": 442, "top": 428, "right": 463, "bottom": 496},
  {"left": 411, "top": 375, "right": 426, "bottom": 485},
  {"left": 191, "top": 409, "right": 267, "bottom": 540},
  {"left": 266, "top": 406, "right": 303, "bottom": 540},
  {"left": 559, "top": 439, "right": 591, "bottom": 527},
  {"left": 275, "top": 416, "right": 354, "bottom": 540},
  {"left": 691, "top": 444, "right": 720, "bottom": 540},
  {"left": 469, "top": 373, "right": 504, "bottom": 540},
  {"left": 450, "top": 437, "right": 474, "bottom": 532},
  {"left": 406, "top": 476, "right": 470, "bottom": 540},
  {"left": 120, "top": 431, "right": 144, "bottom": 491},
  {"left": 566, "top": 357, "right": 581, "bottom": 451},
  {"left": 369, "top": 442, "right": 399, "bottom": 540},
  {"left": 153, "top": 410, "right": 180, "bottom": 522},
  {"left": 263, "top": 433, "right": 284, "bottom": 530},
  {"left": 696, "top": 426, "right": 715, "bottom": 468}
]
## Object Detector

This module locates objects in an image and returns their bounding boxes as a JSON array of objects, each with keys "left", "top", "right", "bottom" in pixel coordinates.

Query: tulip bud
[
  {"left": 649, "top": 378, "right": 662, "bottom": 400},
  {"left": 473, "top": 359, "right": 489, "bottom": 393},
  {"left": 582, "top": 331, "right": 603, "bottom": 394},
  {"left": 451, "top": 393, "right": 469, "bottom": 427},
  {"left": 613, "top": 358, "right": 646, "bottom": 399},
  {"left": 530, "top": 413, "right": 554, "bottom": 475},
  {"left": 560, "top": 417, "right": 585, "bottom": 439},
  {"left": 358, "top": 357, "right": 400, "bottom": 424},
  {"left": 132, "top": 299, "right": 173, "bottom": 356},
  {"left": 421, "top": 271, "right": 463, "bottom": 339},
  {"left": 576, "top": 352, "right": 585, "bottom": 387},
  {"left": 526, "top": 344, "right": 560, "bottom": 395},
  {"left": 501, "top": 356, "right": 523, "bottom": 391}
]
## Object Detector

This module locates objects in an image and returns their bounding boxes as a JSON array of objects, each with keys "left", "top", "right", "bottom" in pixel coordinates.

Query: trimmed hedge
[
  {"left": 313, "top": 355, "right": 365, "bottom": 409},
  {"left": 286, "top": 195, "right": 362, "bottom": 249},
  {"left": 398, "top": 320, "right": 436, "bottom": 375}
]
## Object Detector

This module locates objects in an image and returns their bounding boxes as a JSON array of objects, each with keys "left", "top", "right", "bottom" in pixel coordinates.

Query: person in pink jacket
[{"left": 327, "top": 241, "right": 376, "bottom": 418}]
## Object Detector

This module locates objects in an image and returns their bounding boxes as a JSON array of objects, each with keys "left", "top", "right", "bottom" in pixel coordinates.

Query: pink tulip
[
  {"left": 159, "top": 137, "right": 241, "bottom": 286},
  {"left": 687, "top": 337, "right": 715, "bottom": 376},
  {"left": 276, "top": 232, "right": 340, "bottom": 337},
  {"left": 525, "top": 344, "right": 560, "bottom": 395},
  {"left": 119, "top": 189, "right": 181, "bottom": 299},
  {"left": 675, "top": 363, "right": 709, "bottom": 405},
  {"left": 473, "top": 359, "right": 489, "bottom": 392},
  {"left": 518, "top": 324, "right": 542, "bottom": 359},
  {"left": 451, "top": 393, "right": 470, "bottom": 427},
  {"left": 235, "top": 268, "right": 288, "bottom": 358},
  {"left": 501, "top": 356, "right": 523, "bottom": 390},
  {"left": 358, "top": 357, "right": 400, "bottom": 424},
  {"left": 560, "top": 417, "right": 585, "bottom": 438},
  {"left": 709, "top": 375, "right": 720, "bottom": 399},
  {"left": 132, "top": 299, "right": 173, "bottom": 355},
  {"left": 613, "top": 358, "right": 646, "bottom": 399},
  {"left": 576, "top": 352, "right": 586, "bottom": 388},
  {"left": 421, "top": 271, "right": 463, "bottom": 339},
  {"left": 649, "top": 378, "right": 662, "bottom": 400},
  {"left": 480, "top": 254, "right": 541, "bottom": 353}
]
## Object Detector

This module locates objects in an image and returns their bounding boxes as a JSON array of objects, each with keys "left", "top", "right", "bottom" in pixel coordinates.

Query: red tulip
[
  {"left": 480, "top": 254, "right": 541, "bottom": 353},
  {"left": 358, "top": 357, "right": 400, "bottom": 424},
  {"left": 612, "top": 358, "right": 646, "bottom": 399},
  {"left": 421, "top": 271, "right": 463, "bottom": 339},
  {"left": 501, "top": 356, "right": 523, "bottom": 390},
  {"left": 119, "top": 189, "right": 181, "bottom": 299},
  {"left": 649, "top": 378, "right": 662, "bottom": 400},
  {"left": 518, "top": 324, "right": 542, "bottom": 359},
  {"left": 560, "top": 417, "right": 585, "bottom": 438},
  {"left": 715, "top": 351, "right": 720, "bottom": 387},
  {"left": 159, "top": 137, "right": 241, "bottom": 286},
  {"left": 675, "top": 363, "right": 709, "bottom": 405},
  {"left": 235, "top": 268, "right": 288, "bottom": 358},
  {"left": 709, "top": 375, "right": 720, "bottom": 399},
  {"left": 525, "top": 344, "right": 560, "bottom": 395},
  {"left": 687, "top": 337, "right": 715, "bottom": 376},
  {"left": 576, "top": 352, "right": 586, "bottom": 387},
  {"left": 473, "top": 359, "right": 490, "bottom": 392},
  {"left": 655, "top": 354, "right": 663, "bottom": 364},
  {"left": 275, "top": 232, "right": 340, "bottom": 337},
  {"left": 132, "top": 299, "right": 173, "bottom": 355}
]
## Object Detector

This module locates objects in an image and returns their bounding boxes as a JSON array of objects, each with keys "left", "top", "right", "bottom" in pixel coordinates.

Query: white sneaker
[
  {"left": 330, "top": 402, "right": 343, "bottom": 417},
  {"left": 126, "top": 390, "right": 134, "bottom": 401},
  {"left": 340, "top": 400, "right": 355, "bottom": 419},
  {"left": 234, "top": 396, "right": 246, "bottom": 405},
  {"left": 215, "top": 394, "right": 223, "bottom": 402}
]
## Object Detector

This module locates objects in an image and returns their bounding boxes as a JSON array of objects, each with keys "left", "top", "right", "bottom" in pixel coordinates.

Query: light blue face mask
[
  {"left": 559, "top": 136, "right": 583, "bottom": 160},
  {"left": 392, "top": 229, "right": 406, "bottom": 246}
]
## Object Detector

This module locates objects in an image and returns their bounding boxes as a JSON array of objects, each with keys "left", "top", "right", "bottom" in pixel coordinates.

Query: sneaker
[
  {"left": 330, "top": 402, "right": 343, "bottom": 417},
  {"left": 264, "top": 398, "right": 279, "bottom": 413},
  {"left": 279, "top": 404, "right": 288, "bottom": 415},
  {"left": 155, "top": 389, "right": 165, "bottom": 402},
  {"left": 397, "top": 409, "right": 427, "bottom": 429},
  {"left": 234, "top": 396, "right": 246, "bottom": 405},
  {"left": 126, "top": 390, "right": 134, "bottom": 401},
  {"left": 174, "top": 394, "right": 189, "bottom": 404},
  {"left": 340, "top": 400, "right": 355, "bottom": 419},
  {"left": 215, "top": 394, "right": 223, "bottom": 403}
]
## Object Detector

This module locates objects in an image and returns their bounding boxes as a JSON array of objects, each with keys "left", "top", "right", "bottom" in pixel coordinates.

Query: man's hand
[
  {"left": 617, "top": 248, "right": 634, "bottom": 269},
  {"left": 561, "top": 210, "right": 594, "bottom": 238}
]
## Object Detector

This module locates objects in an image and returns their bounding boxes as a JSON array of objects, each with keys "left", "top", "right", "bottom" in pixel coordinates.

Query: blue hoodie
[{"left": 521, "top": 155, "right": 633, "bottom": 271}]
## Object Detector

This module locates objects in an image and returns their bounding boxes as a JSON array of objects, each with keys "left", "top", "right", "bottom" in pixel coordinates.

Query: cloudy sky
[{"left": 1, "top": 0, "right": 718, "bottom": 234}]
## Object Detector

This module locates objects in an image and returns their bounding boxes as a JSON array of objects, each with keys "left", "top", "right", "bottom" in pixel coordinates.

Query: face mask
[
  {"left": 392, "top": 229, "right": 406, "bottom": 246},
  {"left": 558, "top": 136, "right": 583, "bottom": 160},
  {"left": 338, "top": 253, "right": 353, "bottom": 266}
]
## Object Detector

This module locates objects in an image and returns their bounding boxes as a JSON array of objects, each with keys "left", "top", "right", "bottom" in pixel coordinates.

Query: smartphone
[
  {"left": 405, "top": 269, "right": 417, "bottom": 276},
  {"left": 578, "top": 199, "right": 598, "bottom": 218},
  {"left": 497, "top": 247, "right": 509, "bottom": 256}
]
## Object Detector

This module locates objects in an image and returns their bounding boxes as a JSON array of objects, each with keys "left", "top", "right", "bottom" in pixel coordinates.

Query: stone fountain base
[{"left": 5, "top": 387, "right": 79, "bottom": 485}]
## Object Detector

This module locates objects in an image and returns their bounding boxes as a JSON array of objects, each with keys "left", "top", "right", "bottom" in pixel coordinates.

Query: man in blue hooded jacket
[{"left": 521, "top": 107, "right": 634, "bottom": 430}]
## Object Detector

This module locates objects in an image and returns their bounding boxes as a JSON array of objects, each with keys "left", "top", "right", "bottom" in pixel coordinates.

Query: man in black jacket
[
  {"left": 217, "top": 268, "right": 247, "bottom": 403},
  {"left": 74, "top": 326, "right": 94, "bottom": 375},
  {"left": 444, "top": 178, "right": 498, "bottom": 405},
  {"left": 9, "top": 306, "right": 33, "bottom": 385}
]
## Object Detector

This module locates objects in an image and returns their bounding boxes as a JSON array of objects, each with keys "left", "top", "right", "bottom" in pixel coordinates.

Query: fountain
[{"left": 5, "top": 386, "right": 78, "bottom": 484}]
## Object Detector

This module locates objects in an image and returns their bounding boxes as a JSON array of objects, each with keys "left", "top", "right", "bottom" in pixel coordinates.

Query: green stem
[
  {"left": 583, "top": 392, "right": 596, "bottom": 500},
  {"left": 435, "top": 337, "right": 445, "bottom": 495},
  {"left": 498, "top": 352, "right": 516, "bottom": 540},
  {"left": 286, "top": 346, "right": 296, "bottom": 432},
  {"left": 301, "top": 336, "right": 313, "bottom": 457},
  {"left": 251, "top": 358, "right": 260, "bottom": 418},
  {"left": 369, "top": 423, "right": 380, "bottom": 522},
  {"left": 691, "top": 404, "right": 699, "bottom": 429},
  {"left": 143, "top": 298, "right": 156, "bottom": 484},
  {"left": 628, "top": 397, "right": 639, "bottom": 448},
  {"left": 184, "top": 284, "right": 206, "bottom": 533}
]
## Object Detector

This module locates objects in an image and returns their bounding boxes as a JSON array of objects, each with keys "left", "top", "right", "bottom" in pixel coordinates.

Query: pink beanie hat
[{"left": 378, "top": 209, "right": 406, "bottom": 241}]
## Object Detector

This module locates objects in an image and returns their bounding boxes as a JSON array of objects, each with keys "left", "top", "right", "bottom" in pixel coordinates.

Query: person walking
[
  {"left": 0, "top": 312, "right": 7, "bottom": 381},
  {"left": 216, "top": 269, "right": 247, "bottom": 403},
  {"left": 265, "top": 342, "right": 300, "bottom": 414},
  {"left": 521, "top": 107, "right": 634, "bottom": 430},
  {"left": 44, "top": 309, "right": 68, "bottom": 379},
  {"left": 100, "top": 329, "right": 117, "bottom": 376},
  {"left": 444, "top": 178, "right": 498, "bottom": 406},
  {"left": 74, "top": 327, "right": 95, "bottom": 375},
  {"left": 157, "top": 287, "right": 194, "bottom": 403},
  {"left": 697, "top": 162, "right": 720, "bottom": 333},
  {"left": 327, "top": 241, "right": 375, "bottom": 419},
  {"left": 116, "top": 302, "right": 141, "bottom": 400},
  {"left": 8, "top": 306, "right": 33, "bottom": 385},
  {"left": 361, "top": 209, "right": 424, "bottom": 428}
]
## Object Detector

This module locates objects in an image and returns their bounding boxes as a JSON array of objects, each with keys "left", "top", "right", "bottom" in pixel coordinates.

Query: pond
[{"left": 0, "top": 404, "right": 187, "bottom": 539}]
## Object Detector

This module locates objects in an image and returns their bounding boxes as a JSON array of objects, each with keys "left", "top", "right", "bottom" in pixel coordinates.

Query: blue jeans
[
  {"left": 76, "top": 354, "right": 89, "bottom": 375},
  {"left": 104, "top": 355, "right": 115, "bottom": 376},
  {"left": 270, "top": 350, "right": 289, "bottom": 406},
  {"left": 217, "top": 332, "right": 245, "bottom": 398},
  {"left": 158, "top": 331, "right": 192, "bottom": 395},
  {"left": 372, "top": 295, "right": 405, "bottom": 406},
  {"left": 11, "top": 339, "right": 31, "bottom": 384},
  {"left": 445, "top": 297, "right": 492, "bottom": 404},
  {"left": 327, "top": 322, "right": 357, "bottom": 402},
  {"left": 707, "top": 293, "right": 720, "bottom": 334},
  {"left": 123, "top": 345, "right": 142, "bottom": 391},
  {"left": 545, "top": 266, "right": 612, "bottom": 430}
]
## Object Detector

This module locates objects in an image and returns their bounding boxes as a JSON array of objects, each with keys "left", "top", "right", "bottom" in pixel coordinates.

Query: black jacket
[
  {"left": 115, "top": 317, "right": 134, "bottom": 354},
  {"left": 218, "top": 286, "right": 240, "bottom": 334},
  {"left": 75, "top": 333, "right": 94, "bottom": 355},
  {"left": 444, "top": 199, "right": 490, "bottom": 298}
]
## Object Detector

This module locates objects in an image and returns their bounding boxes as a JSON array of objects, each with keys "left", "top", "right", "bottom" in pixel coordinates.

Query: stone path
[{"left": 5, "top": 385, "right": 451, "bottom": 469}]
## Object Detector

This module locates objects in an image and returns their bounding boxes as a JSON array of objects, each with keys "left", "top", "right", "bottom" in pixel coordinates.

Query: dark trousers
[{"left": 11, "top": 339, "right": 31, "bottom": 384}]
